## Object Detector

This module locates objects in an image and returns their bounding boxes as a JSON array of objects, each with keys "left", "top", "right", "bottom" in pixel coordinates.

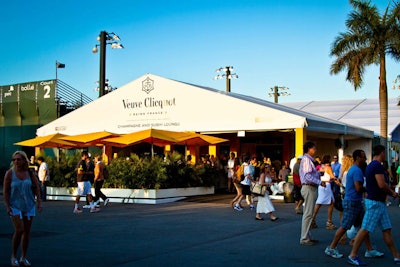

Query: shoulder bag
[{"left": 250, "top": 181, "right": 267, "bottom": 196}]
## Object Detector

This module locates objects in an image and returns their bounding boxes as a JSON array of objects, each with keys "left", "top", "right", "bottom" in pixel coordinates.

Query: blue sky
[{"left": 1, "top": 0, "right": 400, "bottom": 103}]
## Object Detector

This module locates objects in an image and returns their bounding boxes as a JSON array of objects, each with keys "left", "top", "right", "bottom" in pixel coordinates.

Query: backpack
[{"left": 235, "top": 164, "right": 245, "bottom": 182}]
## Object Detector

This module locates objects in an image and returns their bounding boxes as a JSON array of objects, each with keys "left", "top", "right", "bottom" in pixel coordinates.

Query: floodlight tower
[
  {"left": 213, "top": 66, "right": 238, "bottom": 92},
  {"left": 268, "top": 86, "right": 290, "bottom": 103}
]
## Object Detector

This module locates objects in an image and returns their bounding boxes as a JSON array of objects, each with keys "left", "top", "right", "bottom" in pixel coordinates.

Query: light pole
[
  {"left": 268, "top": 86, "right": 290, "bottom": 103},
  {"left": 213, "top": 66, "right": 238, "bottom": 92},
  {"left": 92, "top": 31, "right": 124, "bottom": 97}
]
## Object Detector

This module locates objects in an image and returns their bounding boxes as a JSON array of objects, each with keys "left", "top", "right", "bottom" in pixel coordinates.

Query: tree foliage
[{"left": 330, "top": 0, "right": 400, "bottom": 139}]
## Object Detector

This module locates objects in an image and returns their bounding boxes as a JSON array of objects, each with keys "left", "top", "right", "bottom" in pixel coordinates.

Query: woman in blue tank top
[{"left": 3, "top": 151, "right": 42, "bottom": 267}]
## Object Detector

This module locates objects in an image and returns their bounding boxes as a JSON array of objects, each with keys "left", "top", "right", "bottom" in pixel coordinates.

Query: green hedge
[{"left": 46, "top": 151, "right": 221, "bottom": 189}]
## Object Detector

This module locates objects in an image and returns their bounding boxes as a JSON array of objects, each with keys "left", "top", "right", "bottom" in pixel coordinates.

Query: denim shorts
[{"left": 10, "top": 205, "right": 36, "bottom": 220}]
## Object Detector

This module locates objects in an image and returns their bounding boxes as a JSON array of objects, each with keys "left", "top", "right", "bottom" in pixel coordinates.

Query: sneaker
[
  {"left": 104, "top": 198, "right": 110, "bottom": 206},
  {"left": 394, "top": 258, "right": 400, "bottom": 264},
  {"left": 90, "top": 207, "right": 100, "bottom": 213},
  {"left": 347, "top": 255, "right": 367, "bottom": 266},
  {"left": 249, "top": 205, "right": 255, "bottom": 211},
  {"left": 326, "top": 221, "right": 337, "bottom": 230},
  {"left": 325, "top": 246, "right": 343, "bottom": 258},
  {"left": 234, "top": 205, "right": 243, "bottom": 211},
  {"left": 94, "top": 200, "right": 100, "bottom": 206},
  {"left": 365, "top": 249, "right": 384, "bottom": 258},
  {"left": 11, "top": 258, "right": 19, "bottom": 267},
  {"left": 387, "top": 202, "right": 391, "bottom": 206},
  {"left": 82, "top": 205, "right": 91, "bottom": 209},
  {"left": 73, "top": 208, "right": 83, "bottom": 214},
  {"left": 19, "top": 257, "right": 31, "bottom": 266}
]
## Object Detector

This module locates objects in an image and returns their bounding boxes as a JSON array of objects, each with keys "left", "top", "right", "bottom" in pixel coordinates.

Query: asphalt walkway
[{"left": 1, "top": 193, "right": 400, "bottom": 267}]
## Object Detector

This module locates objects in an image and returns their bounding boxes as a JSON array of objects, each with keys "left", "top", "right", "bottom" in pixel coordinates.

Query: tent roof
[
  {"left": 36, "top": 74, "right": 373, "bottom": 139},
  {"left": 282, "top": 99, "right": 400, "bottom": 142}
]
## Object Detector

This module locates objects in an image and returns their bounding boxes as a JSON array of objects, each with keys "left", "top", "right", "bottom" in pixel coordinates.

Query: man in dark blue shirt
[
  {"left": 325, "top": 149, "right": 383, "bottom": 259},
  {"left": 348, "top": 145, "right": 400, "bottom": 266}
]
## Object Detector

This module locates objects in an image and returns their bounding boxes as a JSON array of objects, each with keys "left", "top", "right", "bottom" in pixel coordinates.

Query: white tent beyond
[{"left": 283, "top": 99, "right": 400, "bottom": 142}]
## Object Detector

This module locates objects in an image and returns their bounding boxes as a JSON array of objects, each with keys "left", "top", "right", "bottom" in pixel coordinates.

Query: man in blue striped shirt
[{"left": 299, "top": 141, "right": 326, "bottom": 245}]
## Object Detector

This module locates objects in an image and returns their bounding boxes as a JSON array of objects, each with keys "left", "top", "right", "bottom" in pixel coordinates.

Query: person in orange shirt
[{"left": 93, "top": 155, "right": 110, "bottom": 207}]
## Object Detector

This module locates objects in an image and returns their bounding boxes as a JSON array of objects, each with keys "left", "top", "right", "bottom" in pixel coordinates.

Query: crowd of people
[
  {"left": 225, "top": 152, "right": 292, "bottom": 221},
  {"left": 223, "top": 148, "right": 347, "bottom": 224},
  {"left": 3, "top": 143, "right": 400, "bottom": 266},
  {"left": 223, "top": 141, "right": 400, "bottom": 266},
  {"left": 299, "top": 142, "right": 400, "bottom": 266}
]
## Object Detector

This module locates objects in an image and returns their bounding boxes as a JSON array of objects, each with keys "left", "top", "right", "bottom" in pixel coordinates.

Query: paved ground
[{"left": 1, "top": 192, "right": 400, "bottom": 267}]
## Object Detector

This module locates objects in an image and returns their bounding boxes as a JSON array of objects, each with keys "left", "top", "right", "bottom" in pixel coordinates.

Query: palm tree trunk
[{"left": 379, "top": 54, "right": 388, "bottom": 144}]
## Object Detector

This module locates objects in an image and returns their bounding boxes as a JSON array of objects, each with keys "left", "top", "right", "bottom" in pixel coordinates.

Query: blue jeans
[{"left": 41, "top": 181, "right": 47, "bottom": 201}]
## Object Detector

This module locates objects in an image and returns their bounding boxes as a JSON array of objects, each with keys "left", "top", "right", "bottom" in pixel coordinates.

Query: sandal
[
  {"left": 326, "top": 221, "right": 337, "bottom": 230},
  {"left": 19, "top": 258, "right": 31, "bottom": 267},
  {"left": 11, "top": 258, "right": 19, "bottom": 267}
]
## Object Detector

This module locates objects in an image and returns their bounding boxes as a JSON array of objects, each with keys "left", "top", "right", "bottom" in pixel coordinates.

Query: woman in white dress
[
  {"left": 311, "top": 155, "right": 338, "bottom": 230},
  {"left": 255, "top": 165, "right": 279, "bottom": 221}
]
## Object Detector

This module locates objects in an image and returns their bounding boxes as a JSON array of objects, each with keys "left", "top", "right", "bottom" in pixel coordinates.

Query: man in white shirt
[
  {"left": 37, "top": 156, "right": 49, "bottom": 201},
  {"left": 241, "top": 156, "right": 256, "bottom": 210}
]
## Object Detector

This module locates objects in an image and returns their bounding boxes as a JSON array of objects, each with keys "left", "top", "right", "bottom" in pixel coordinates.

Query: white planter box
[{"left": 46, "top": 186, "right": 215, "bottom": 204}]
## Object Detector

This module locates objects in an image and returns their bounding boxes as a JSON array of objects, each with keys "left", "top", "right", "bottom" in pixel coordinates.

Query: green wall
[{"left": 0, "top": 80, "right": 57, "bottom": 171}]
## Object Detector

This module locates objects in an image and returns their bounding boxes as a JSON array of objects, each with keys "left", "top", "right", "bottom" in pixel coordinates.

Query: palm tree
[{"left": 330, "top": 0, "right": 400, "bottom": 142}]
